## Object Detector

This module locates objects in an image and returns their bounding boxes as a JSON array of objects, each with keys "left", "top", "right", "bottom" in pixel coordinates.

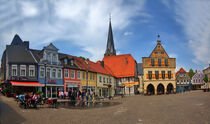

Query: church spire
[{"left": 104, "top": 15, "right": 116, "bottom": 56}]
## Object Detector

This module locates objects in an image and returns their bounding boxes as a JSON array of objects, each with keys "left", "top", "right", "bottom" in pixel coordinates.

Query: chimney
[
  {"left": 23, "top": 41, "right": 29, "bottom": 49},
  {"left": 100, "top": 61, "right": 104, "bottom": 67}
]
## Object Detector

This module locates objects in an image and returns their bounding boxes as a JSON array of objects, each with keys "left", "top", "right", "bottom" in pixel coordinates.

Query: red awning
[{"left": 10, "top": 81, "right": 44, "bottom": 87}]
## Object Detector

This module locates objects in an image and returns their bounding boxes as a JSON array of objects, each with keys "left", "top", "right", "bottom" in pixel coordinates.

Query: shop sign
[
  {"left": 11, "top": 76, "right": 28, "bottom": 81},
  {"left": 47, "top": 80, "right": 56, "bottom": 84},
  {"left": 123, "top": 82, "right": 138, "bottom": 86}
]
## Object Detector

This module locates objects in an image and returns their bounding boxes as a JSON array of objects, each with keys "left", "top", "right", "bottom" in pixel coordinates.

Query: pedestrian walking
[
  {"left": 86, "top": 91, "right": 89, "bottom": 102},
  {"left": 65, "top": 91, "right": 68, "bottom": 99},
  {"left": 61, "top": 91, "right": 64, "bottom": 99}
]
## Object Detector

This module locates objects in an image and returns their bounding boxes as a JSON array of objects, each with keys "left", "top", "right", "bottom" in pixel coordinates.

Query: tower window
[
  {"left": 165, "top": 59, "right": 168, "bottom": 66},
  {"left": 151, "top": 59, "right": 155, "bottom": 66}
]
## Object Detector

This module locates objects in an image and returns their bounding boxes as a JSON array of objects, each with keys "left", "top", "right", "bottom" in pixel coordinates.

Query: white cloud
[
  {"left": 173, "top": 0, "right": 210, "bottom": 66},
  {"left": 20, "top": 1, "right": 38, "bottom": 17},
  {"left": 0, "top": 0, "right": 148, "bottom": 62},
  {"left": 124, "top": 31, "right": 133, "bottom": 36},
  {"left": 169, "top": 53, "right": 178, "bottom": 58}
]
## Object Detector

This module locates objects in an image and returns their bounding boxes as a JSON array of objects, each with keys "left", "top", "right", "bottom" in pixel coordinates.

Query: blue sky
[{"left": 0, "top": 0, "right": 209, "bottom": 71}]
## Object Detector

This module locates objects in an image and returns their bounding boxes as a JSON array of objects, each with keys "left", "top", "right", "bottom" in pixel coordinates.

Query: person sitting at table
[{"left": 32, "top": 93, "right": 39, "bottom": 101}]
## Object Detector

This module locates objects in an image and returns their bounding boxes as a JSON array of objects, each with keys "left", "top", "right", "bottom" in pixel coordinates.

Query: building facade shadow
[{"left": 0, "top": 94, "right": 25, "bottom": 124}]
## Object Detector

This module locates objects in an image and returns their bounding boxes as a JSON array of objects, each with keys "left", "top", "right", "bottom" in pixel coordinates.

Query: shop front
[
  {"left": 42, "top": 84, "right": 63, "bottom": 98},
  {"left": 39, "top": 78, "right": 63, "bottom": 98},
  {"left": 123, "top": 82, "right": 139, "bottom": 95},
  {"left": 82, "top": 86, "right": 96, "bottom": 93},
  {"left": 65, "top": 81, "right": 81, "bottom": 92},
  {"left": 7, "top": 81, "right": 44, "bottom": 95}
]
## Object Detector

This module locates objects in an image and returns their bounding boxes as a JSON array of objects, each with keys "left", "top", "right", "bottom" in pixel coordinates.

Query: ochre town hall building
[{"left": 142, "top": 40, "right": 176, "bottom": 95}]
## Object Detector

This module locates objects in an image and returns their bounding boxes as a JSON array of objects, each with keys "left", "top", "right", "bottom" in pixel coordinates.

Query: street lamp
[{"left": 44, "top": 63, "right": 47, "bottom": 99}]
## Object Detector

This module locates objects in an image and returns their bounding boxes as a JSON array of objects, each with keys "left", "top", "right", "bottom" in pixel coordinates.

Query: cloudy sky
[{"left": 0, "top": 0, "right": 210, "bottom": 71}]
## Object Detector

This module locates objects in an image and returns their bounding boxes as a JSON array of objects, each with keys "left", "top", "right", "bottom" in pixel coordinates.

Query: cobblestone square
[{"left": 1, "top": 91, "right": 210, "bottom": 124}]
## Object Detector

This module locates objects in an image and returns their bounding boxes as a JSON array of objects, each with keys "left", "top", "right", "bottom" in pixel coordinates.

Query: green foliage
[
  {"left": 188, "top": 69, "right": 195, "bottom": 79},
  {"left": 37, "top": 90, "right": 43, "bottom": 95},
  {"left": 203, "top": 74, "right": 208, "bottom": 83},
  {"left": 79, "top": 56, "right": 86, "bottom": 60},
  {"left": 79, "top": 56, "right": 90, "bottom": 61},
  {"left": 4, "top": 88, "right": 8, "bottom": 92}
]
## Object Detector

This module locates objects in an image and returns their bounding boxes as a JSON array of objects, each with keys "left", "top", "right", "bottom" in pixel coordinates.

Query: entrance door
[
  {"left": 167, "top": 83, "right": 174, "bottom": 94},
  {"left": 147, "top": 84, "right": 155, "bottom": 95},
  {"left": 157, "top": 84, "right": 164, "bottom": 95}
]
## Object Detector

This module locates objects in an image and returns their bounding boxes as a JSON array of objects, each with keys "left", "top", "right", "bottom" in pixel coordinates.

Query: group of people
[
  {"left": 18, "top": 92, "right": 40, "bottom": 103},
  {"left": 58, "top": 89, "right": 95, "bottom": 102}
]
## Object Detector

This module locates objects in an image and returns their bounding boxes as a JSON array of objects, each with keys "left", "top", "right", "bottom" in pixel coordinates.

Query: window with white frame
[
  {"left": 20, "top": 65, "right": 26, "bottom": 76},
  {"left": 103, "top": 77, "right": 105, "bottom": 83},
  {"left": 11, "top": 65, "right": 17, "bottom": 76},
  {"left": 52, "top": 68, "right": 56, "bottom": 78},
  {"left": 46, "top": 68, "right": 51, "bottom": 78},
  {"left": 29, "top": 65, "right": 35, "bottom": 77},
  {"left": 47, "top": 53, "right": 51, "bottom": 61},
  {"left": 70, "top": 60, "right": 74, "bottom": 66},
  {"left": 57, "top": 69, "right": 62, "bottom": 79},
  {"left": 40, "top": 67, "right": 45, "bottom": 78},
  {"left": 107, "top": 78, "right": 109, "bottom": 83},
  {"left": 77, "top": 71, "right": 81, "bottom": 79},
  {"left": 52, "top": 54, "right": 57, "bottom": 62},
  {"left": 64, "top": 69, "right": 69, "bottom": 78},
  {"left": 71, "top": 70, "right": 75, "bottom": 79}
]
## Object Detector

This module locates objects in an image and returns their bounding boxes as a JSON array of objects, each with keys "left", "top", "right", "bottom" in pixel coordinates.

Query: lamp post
[{"left": 44, "top": 63, "right": 47, "bottom": 99}]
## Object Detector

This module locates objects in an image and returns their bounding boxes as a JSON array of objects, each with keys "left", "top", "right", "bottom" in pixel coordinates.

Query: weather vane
[{"left": 157, "top": 34, "right": 160, "bottom": 39}]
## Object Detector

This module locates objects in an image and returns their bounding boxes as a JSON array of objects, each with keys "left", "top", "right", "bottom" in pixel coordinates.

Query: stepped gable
[
  {"left": 149, "top": 40, "right": 169, "bottom": 58},
  {"left": 102, "top": 54, "right": 136, "bottom": 78}
]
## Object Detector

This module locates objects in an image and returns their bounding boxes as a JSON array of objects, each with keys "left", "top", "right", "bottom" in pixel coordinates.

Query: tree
[
  {"left": 188, "top": 69, "right": 195, "bottom": 79},
  {"left": 203, "top": 74, "right": 208, "bottom": 83}
]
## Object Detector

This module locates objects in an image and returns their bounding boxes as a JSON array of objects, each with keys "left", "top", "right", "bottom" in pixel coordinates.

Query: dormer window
[
  {"left": 70, "top": 60, "right": 74, "bottom": 66},
  {"left": 64, "top": 59, "right": 68, "bottom": 65}
]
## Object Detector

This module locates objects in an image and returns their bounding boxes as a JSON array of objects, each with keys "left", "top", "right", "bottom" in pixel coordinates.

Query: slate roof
[
  {"left": 30, "top": 49, "right": 43, "bottom": 62},
  {"left": 11, "top": 34, "right": 23, "bottom": 46},
  {"left": 6, "top": 45, "right": 37, "bottom": 64},
  {"left": 137, "top": 63, "right": 143, "bottom": 75},
  {"left": 104, "top": 20, "right": 116, "bottom": 56},
  {"left": 102, "top": 54, "right": 136, "bottom": 78}
]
